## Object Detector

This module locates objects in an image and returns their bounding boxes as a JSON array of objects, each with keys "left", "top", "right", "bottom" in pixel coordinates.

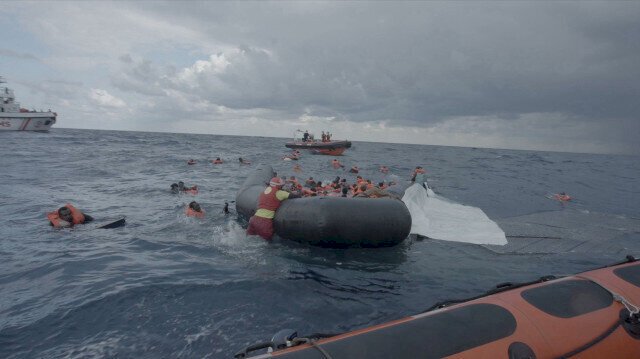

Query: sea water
[{"left": 1, "top": 129, "right": 639, "bottom": 358}]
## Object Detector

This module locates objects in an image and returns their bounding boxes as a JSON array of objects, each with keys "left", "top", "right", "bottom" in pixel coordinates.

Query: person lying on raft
[
  {"left": 246, "top": 177, "right": 301, "bottom": 240},
  {"left": 48, "top": 204, "right": 94, "bottom": 228},
  {"left": 239, "top": 157, "right": 251, "bottom": 165},
  {"left": 171, "top": 181, "right": 198, "bottom": 194},
  {"left": 354, "top": 184, "right": 400, "bottom": 200},
  {"left": 185, "top": 201, "right": 205, "bottom": 218},
  {"left": 212, "top": 157, "right": 223, "bottom": 164}
]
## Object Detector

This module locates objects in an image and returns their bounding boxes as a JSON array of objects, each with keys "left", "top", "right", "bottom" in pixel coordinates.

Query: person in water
[
  {"left": 332, "top": 159, "right": 344, "bottom": 169},
  {"left": 48, "top": 204, "right": 94, "bottom": 228},
  {"left": 212, "top": 157, "right": 223, "bottom": 164},
  {"left": 171, "top": 181, "right": 198, "bottom": 194},
  {"left": 349, "top": 166, "right": 359, "bottom": 174},
  {"left": 187, "top": 159, "right": 197, "bottom": 165},
  {"left": 239, "top": 157, "right": 251, "bottom": 165},
  {"left": 246, "top": 177, "right": 300, "bottom": 240},
  {"left": 411, "top": 166, "right": 427, "bottom": 188},
  {"left": 185, "top": 201, "right": 205, "bottom": 218}
]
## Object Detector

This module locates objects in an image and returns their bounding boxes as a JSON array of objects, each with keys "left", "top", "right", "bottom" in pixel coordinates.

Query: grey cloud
[
  {"left": 96, "top": 2, "right": 640, "bottom": 153},
  {"left": 0, "top": 48, "right": 40, "bottom": 61}
]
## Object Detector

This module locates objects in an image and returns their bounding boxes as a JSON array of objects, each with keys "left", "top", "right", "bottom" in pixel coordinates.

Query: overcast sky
[{"left": 1, "top": 1, "right": 639, "bottom": 154}]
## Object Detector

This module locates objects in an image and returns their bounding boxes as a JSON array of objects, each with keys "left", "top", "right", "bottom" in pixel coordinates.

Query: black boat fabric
[
  {"left": 614, "top": 263, "right": 640, "bottom": 287},
  {"left": 275, "top": 304, "right": 516, "bottom": 359},
  {"left": 520, "top": 279, "right": 613, "bottom": 318}
]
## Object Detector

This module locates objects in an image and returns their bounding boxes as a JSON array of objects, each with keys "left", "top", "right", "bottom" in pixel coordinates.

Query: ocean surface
[{"left": 1, "top": 128, "right": 639, "bottom": 358}]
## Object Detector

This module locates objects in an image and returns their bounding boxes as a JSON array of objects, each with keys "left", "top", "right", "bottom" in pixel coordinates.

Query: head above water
[
  {"left": 58, "top": 206, "right": 72, "bottom": 221},
  {"left": 189, "top": 201, "right": 201, "bottom": 212},
  {"left": 269, "top": 177, "right": 284, "bottom": 187}
]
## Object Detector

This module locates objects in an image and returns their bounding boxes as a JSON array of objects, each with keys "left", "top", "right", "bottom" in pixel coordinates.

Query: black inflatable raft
[{"left": 235, "top": 165, "right": 411, "bottom": 247}]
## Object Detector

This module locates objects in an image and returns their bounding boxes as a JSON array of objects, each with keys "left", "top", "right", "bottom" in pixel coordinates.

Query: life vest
[
  {"left": 212, "top": 159, "right": 223, "bottom": 164},
  {"left": 555, "top": 194, "right": 572, "bottom": 202},
  {"left": 255, "top": 186, "right": 289, "bottom": 219},
  {"left": 185, "top": 207, "right": 205, "bottom": 218},
  {"left": 183, "top": 186, "right": 198, "bottom": 195},
  {"left": 47, "top": 203, "right": 85, "bottom": 228}
]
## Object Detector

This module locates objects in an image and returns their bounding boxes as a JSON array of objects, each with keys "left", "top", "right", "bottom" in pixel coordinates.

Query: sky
[{"left": 1, "top": 1, "right": 639, "bottom": 154}]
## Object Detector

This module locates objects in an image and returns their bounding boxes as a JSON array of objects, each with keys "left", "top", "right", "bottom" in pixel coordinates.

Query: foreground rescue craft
[
  {"left": 235, "top": 165, "right": 411, "bottom": 247},
  {"left": 0, "top": 76, "right": 57, "bottom": 131},
  {"left": 236, "top": 256, "right": 640, "bottom": 358}
]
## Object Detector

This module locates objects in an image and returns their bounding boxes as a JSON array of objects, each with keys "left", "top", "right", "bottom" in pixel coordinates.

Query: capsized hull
[{"left": 235, "top": 165, "right": 411, "bottom": 247}]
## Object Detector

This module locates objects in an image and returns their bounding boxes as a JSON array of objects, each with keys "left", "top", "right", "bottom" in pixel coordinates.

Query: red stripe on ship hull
[{"left": 20, "top": 118, "right": 32, "bottom": 131}]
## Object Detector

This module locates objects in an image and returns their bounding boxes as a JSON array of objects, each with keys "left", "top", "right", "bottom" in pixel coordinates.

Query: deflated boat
[
  {"left": 236, "top": 256, "right": 640, "bottom": 358},
  {"left": 235, "top": 165, "right": 411, "bottom": 247}
]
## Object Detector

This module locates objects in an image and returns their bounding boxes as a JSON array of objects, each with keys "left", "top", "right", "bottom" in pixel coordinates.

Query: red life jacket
[
  {"left": 47, "top": 203, "right": 85, "bottom": 228},
  {"left": 185, "top": 207, "right": 205, "bottom": 218},
  {"left": 258, "top": 187, "right": 281, "bottom": 211}
]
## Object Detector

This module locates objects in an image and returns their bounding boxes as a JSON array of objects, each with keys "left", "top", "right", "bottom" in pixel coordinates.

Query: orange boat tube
[{"left": 236, "top": 256, "right": 640, "bottom": 358}]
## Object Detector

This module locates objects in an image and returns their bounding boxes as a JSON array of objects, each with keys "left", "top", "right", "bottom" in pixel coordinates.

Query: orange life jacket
[
  {"left": 47, "top": 203, "right": 85, "bottom": 228},
  {"left": 555, "top": 194, "right": 572, "bottom": 202},
  {"left": 183, "top": 186, "right": 198, "bottom": 195},
  {"left": 185, "top": 207, "right": 205, "bottom": 218}
]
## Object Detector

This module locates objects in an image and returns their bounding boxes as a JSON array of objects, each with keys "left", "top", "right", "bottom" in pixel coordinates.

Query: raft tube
[
  {"left": 236, "top": 256, "right": 640, "bottom": 358},
  {"left": 235, "top": 165, "right": 411, "bottom": 247}
]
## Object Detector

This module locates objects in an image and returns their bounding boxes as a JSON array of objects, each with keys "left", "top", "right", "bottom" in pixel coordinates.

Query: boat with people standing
[
  {"left": 0, "top": 76, "right": 57, "bottom": 131},
  {"left": 285, "top": 130, "right": 352, "bottom": 156}
]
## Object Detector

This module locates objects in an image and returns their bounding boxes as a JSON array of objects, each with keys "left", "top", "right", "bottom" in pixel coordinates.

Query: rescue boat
[
  {"left": 284, "top": 131, "right": 351, "bottom": 156},
  {"left": 235, "top": 165, "right": 411, "bottom": 247},
  {"left": 236, "top": 256, "right": 640, "bottom": 359},
  {"left": 0, "top": 76, "right": 57, "bottom": 131}
]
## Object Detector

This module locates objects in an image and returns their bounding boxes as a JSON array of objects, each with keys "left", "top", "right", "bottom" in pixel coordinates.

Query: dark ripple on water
[{"left": 1, "top": 129, "right": 639, "bottom": 358}]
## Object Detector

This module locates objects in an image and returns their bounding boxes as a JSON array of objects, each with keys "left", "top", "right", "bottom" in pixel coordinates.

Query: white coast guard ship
[{"left": 0, "top": 77, "right": 56, "bottom": 131}]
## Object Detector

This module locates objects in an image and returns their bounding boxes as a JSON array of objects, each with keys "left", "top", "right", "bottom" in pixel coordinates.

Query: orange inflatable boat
[{"left": 236, "top": 256, "right": 640, "bottom": 358}]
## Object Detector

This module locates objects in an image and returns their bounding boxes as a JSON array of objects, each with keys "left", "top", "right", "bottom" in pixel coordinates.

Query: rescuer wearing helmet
[{"left": 246, "top": 177, "right": 300, "bottom": 240}]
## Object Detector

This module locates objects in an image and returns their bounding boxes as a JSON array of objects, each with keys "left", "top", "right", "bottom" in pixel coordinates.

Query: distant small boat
[
  {"left": 284, "top": 130, "right": 351, "bottom": 156},
  {"left": 0, "top": 76, "right": 57, "bottom": 131}
]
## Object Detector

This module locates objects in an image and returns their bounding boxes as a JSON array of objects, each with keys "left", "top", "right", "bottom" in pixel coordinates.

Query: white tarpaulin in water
[{"left": 401, "top": 183, "right": 507, "bottom": 245}]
